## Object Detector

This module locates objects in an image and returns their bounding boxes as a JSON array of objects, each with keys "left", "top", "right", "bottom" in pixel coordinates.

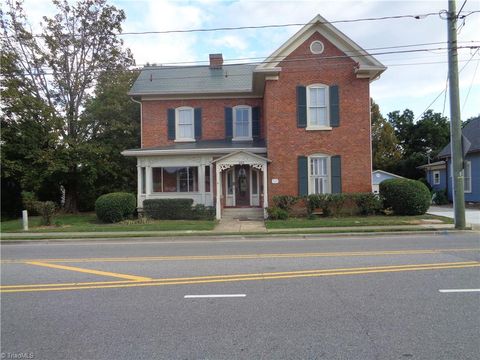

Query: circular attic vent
[{"left": 310, "top": 40, "right": 324, "bottom": 54}]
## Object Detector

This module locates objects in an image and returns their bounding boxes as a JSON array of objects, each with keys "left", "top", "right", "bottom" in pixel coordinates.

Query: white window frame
[
  {"left": 433, "top": 170, "right": 440, "bottom": 185},
  {"left": 232, "top": 105, "right": 252, "bottom": 141},
  {"left": 464, "top": 160, "right": 472, "bottom": 193},
  {"left": 306, "top": 84, "right": 331, "bottom": 131},
  {"left": 175, "top": 106, "right": 195, "bottom": 142},
  {"left": 307, "top": 154, "right": 331, "bottom": 195}
]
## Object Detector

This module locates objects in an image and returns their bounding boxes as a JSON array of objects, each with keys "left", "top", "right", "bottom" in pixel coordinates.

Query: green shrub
[
  {"left": 35, "top": 201, "right": 56, "bottom": 226},
  {"left": 272, "top": 195, "right": 298, "bottom": 212},
  {"left": 354, "top": 193, "right": 383, "bottom": 215},
  {"left": 21, "top": 191, "right": 38, "bottom": 215},
  {"left": 307, "top": 194, "right": 346, "bottom": 217},
  {"left": 95, "top": 192, "right": 136, "bottom": 223},
  {"left": 191, "top": 204, "right": 216, "bottom": 220},
  {"left": 267, "top": 206, "right": 289, "bottom": 220},
  {"left": 432, "top": 190, "right": 449, "bottom": 205},
  {"left": 379, "top": 179, "right": 431, "bottom": 215},
  {"left": 143, "top": 199, "right": 194, "bottom": 220}
]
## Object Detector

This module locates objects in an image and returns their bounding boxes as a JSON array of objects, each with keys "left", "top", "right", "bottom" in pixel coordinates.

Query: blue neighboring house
[{"left": 418, "top": 117, "right": 480, "bottom": 202}]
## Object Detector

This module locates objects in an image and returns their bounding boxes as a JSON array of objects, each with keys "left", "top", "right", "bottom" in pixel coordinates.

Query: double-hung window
[
  {"left": 176, "top": 107, "right": 194, "bottom": 141},
  {"left": 433, "top": 171, "right": 440, "bottom": 185},
  {"left": 309, "top": 156, "right": 330, "bottom": 194},
  {"left": 233, "top": 105, "right": 252, "bottom": 140},
  {"left": 307, "top": 84, "right": 329, "bottom": 129}
]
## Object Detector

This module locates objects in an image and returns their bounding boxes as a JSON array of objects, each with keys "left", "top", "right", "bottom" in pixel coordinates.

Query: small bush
[
  {"left": 354, "top": 193, "right": 383, "bottom": 215},
  {"left": 267, "top": 206, "right": 289, "bottom": 220},
  {"left": 432, "top": 190, "right": 449, "bottom": 205},
  {"left": 272, "top": 195, "right": 298, "bottom": 212},
  {"left": 35, "top": 201, "right": 56, "bottom": 226},
  {"left": 191, "top": 204, "right": 216, "bottom": 220},
  {"left": 95, "top": 192, "right": 136, "bottom": 223},
  {"left": 143, "top": 199, "right": 194, "bottom": 220},
  {"left": 22, "top": 191, "right": 38, "bottom": 215},
  {"left": 307, "top": 194, "right": 346, "bottom": 217},
  {"left": 380, "top": 179, "right": 430, "bottom": 215}
]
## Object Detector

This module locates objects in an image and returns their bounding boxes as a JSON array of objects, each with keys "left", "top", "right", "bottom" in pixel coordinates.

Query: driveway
[{"left": 428, "top": 205, "right": 480, "bottom": 226}]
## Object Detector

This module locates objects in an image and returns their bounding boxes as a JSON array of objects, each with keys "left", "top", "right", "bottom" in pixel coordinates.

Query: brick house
[{"left": 122, "top": 14, "right": 386, "bottom": 219}]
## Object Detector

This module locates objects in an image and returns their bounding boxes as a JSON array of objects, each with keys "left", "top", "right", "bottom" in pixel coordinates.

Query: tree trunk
[{"left": 63, "top": 180, "right": 79, "bottom": 213}]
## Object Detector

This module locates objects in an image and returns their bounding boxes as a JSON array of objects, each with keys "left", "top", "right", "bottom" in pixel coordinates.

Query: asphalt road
[{"left": 1, "top": 233, "right": 479, "bottom": 360}]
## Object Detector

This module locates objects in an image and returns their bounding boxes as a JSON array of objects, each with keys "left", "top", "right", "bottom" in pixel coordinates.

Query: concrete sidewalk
[
  {"left": 428, "top": 205, "right": 480, "bottom": 229},
  {"left": 1, "top": 223, "right": 458, "bottom": 240}
]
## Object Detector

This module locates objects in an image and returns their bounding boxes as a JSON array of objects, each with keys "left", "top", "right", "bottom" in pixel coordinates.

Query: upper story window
[
  {"left": 233, "top": 105, "right": 252, "bottom": 141},
  {"left": 307, "top": 84, "right": 329, "bottom": 129},
  {"left": 176, "top": 107, "right": 194, "bottom": 141},
  {"left": 308, "top": 155, "right": 331, "bottom": 194}
]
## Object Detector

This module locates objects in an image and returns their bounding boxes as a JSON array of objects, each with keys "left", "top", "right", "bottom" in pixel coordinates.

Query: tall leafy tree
[
  {"left": 371, "top": 100, "right": 401, "bottom": 170},
  {"left": 1, "top": 0, "right": 134, "bottom": 212}
]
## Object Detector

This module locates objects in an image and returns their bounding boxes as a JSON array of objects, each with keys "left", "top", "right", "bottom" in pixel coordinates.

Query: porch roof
[{"left": 122, "top": 139, "right": 266, "bottom": 156}]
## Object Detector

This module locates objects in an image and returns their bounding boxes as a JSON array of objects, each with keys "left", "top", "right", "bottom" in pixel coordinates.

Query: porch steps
[{"left": 222, "top": 208, "right": 264, "bottom": 221}]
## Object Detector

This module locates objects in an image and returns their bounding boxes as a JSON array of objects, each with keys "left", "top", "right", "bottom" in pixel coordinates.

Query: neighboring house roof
[
  {"left": 372, "top": 170, "right": 404, "bottom": 185},
  {"left": 255, "top": 14, "right": 386, "bottom": 80},
  {"left": 122, "top": 139, "right": 267, "bottom": 156},
  {"left": 128, "top": 64, "right": 257, "bottom": 96},
  {"left": 417, "top": 160, "right": 447, "bottom": 170},
  {"left": 437, "top": 117, "right": 480, "bottom": 158}
]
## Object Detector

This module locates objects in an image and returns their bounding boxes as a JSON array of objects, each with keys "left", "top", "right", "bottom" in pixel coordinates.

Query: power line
[
  {"left": 457, "top": 0, "right": 468, "bottom": 17},
  {"left": 461, "top": 48, "right": 479, "bottom": 112},
  {"left": 415, "top": 48, "right": 479, "bottom": 121},
  {"left": 4, "top": 44, "right": 479, "bottom": 78},
  {"left": 3, "top": 10, "right": 480, "bottom": 39}
]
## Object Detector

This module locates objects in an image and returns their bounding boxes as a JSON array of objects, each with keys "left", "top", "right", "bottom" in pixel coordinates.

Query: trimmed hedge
[
  {"left": 379, "top": 179, "right": 430, "bottom": 215},
  {"left": 95, "top": 192, "right": 136, "bottom": 223},
  {"left": 267, "top": 206, "right": 289, "bottom": 220},
  {"left": 143, "top": 199, "right": 215, "bottom": 220}
]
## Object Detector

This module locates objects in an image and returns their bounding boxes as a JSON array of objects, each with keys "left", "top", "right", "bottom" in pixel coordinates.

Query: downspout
[{"left": 131, "top": 97, "right": 142, "bottom": 148}]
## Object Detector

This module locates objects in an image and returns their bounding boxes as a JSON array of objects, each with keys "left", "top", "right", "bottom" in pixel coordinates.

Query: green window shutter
[
  {"left": 194, "top": 108, "right": 202, "bottom": 139},
  {"left": 298, "top": 156, "right": 308, "bottom": 196},
  {"left": 329, "top": 85, "right": 340, "bottom": 127},
  {"left": 297, "top": 86, "right": 307, "bottom": 128},
  {"left": 252, "top": 106, "right": 260, "bottom": 138},
  {"left": 331, "top": 155, "right": 342, "bottom": 193},
  {"left": 225, "top": 107, "right": 233, "bottom": 140},
  {"left": 167, "top": 108, "right": 175, "bottom": 140}
]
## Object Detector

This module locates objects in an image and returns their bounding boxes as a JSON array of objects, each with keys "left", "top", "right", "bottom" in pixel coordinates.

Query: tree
[
  {"left": 1, "top": 0, "right": 134, "bottom": 212},
  {"left": 371, "top": 100, "right": 401, "bottom": 170}
]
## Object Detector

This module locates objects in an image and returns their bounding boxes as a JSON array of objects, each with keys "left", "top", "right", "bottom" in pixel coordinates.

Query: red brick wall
[
  {"left": 142, "top": 98, "right": 263, "bottom": 148},
  {"left": 265, "top": 31, "right": 372, "bottom": 201}
]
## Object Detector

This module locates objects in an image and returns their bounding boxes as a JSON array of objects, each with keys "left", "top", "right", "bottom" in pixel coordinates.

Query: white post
[
  {"left": 22, "top": 210, "right": 29, "bottom": 231},
  {"left": 263, "top": 163, "right": 268, "bottom": 219},
  {"left": 137, "top": 165, "right": 142, "bottom": 207},
  {"left": 216, "top": 165, "right": 222, "bottom": 220},
  {"left": 145, "top": 166, "right": 152, "bottom": 198}
]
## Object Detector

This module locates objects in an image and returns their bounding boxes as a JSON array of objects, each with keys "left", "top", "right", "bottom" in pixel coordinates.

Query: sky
[{"left": 21, "top": 0, "right": 480, "bottom": 121}]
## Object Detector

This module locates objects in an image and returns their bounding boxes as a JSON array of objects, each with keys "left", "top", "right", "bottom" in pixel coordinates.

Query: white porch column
[
  {"left": 145, "top": 166, "right": 152, "bottom": 198},
  {"left": 216, "top": 165, "right": 222, "bottom": 220},
  {"left": 137, "top": 165, "right": 142, "bottom": 207},
  {"left": 263, "top": 162, "right": 268, "bottom": 219}
]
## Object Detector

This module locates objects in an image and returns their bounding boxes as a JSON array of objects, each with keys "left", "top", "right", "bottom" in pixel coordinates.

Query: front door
[{"left": 235, "top": 165, "right": 250, "bottom": 206}]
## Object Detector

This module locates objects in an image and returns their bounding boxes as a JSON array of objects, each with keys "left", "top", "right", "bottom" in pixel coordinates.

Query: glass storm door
[
  {"left": 225, "top": 168, "right": 235, "bottom": 206},
  {"left": 236, "top": 166, "right": 250, "bottom": 206}
]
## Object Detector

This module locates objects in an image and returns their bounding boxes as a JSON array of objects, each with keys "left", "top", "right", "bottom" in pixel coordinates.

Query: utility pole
[{"left": 447, "top": 0, "right": 466, "bottom": 229}]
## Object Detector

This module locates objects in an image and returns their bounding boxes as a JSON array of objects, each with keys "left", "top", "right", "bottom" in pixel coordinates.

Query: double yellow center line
[{"left": 1, "top": 261, "right": 479, "bottom": 293}]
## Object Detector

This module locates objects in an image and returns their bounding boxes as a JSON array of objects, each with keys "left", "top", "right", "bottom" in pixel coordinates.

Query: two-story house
[{"left": 122, "top": 14, "right": 386, "bottom": 219}]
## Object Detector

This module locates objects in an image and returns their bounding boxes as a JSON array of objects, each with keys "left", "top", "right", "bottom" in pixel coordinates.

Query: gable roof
[
  {"left": 128, "top": 64, "right": 257, "bottom": 96},
  {"left": 437, "top": 117, "right": 480, "bottom": 158},
  {"left": 255, "top": 14, "right": 386, "bottom": 80}
]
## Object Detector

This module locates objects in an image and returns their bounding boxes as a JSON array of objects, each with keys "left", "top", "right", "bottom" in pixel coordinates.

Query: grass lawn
[
  {"left": 265, "top": 214, "right": 453, "bottom": 229},
  {"left": 1, "top": 213, "right": 215, "bottom": 233}
]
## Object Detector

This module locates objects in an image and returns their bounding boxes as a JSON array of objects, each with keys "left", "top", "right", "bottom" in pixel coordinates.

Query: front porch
[{"left": 213, "top": 151, "right": 270, "bottom": 220}]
